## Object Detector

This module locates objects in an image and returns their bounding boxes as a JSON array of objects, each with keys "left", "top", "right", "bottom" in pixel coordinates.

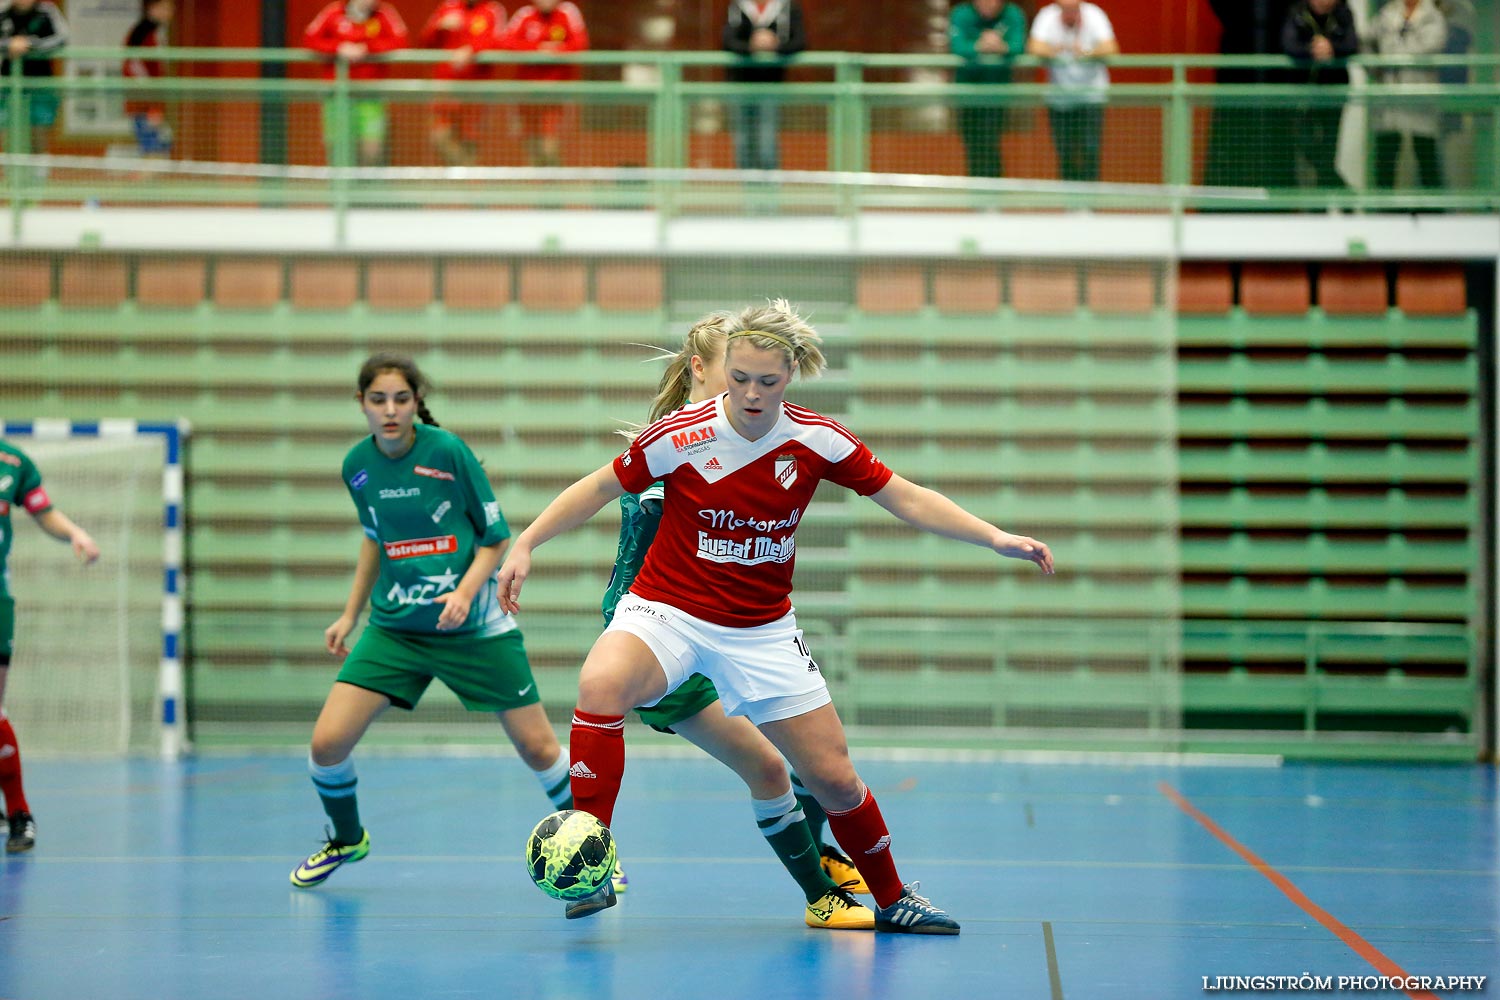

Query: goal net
[{"left": 1, "top": 421, "right": 186, "bottom": 758}]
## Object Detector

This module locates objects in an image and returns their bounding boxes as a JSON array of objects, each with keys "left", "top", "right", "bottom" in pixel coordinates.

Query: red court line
[{"left": 1158, "top": 781, "right": 1439, "bottom": 1000}]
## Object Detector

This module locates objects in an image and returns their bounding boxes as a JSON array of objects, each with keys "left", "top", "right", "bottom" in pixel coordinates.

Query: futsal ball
[{"left": 525, "top": 809, "right": 617, "bottom": 901}]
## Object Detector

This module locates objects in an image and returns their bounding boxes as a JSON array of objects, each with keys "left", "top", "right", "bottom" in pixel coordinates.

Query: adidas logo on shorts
[{"left": 569, "top": 760, "right": 597, "bottom": 779}]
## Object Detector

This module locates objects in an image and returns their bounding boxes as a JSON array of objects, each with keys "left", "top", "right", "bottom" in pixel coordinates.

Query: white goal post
[{"left": 1, "top": 419, "right": 188, "bottom": 759}]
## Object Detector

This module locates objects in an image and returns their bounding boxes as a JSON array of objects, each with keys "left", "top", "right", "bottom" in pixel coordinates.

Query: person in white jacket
[{"left": 1368, "top": 0, "right": 1446, "bottom": 190}]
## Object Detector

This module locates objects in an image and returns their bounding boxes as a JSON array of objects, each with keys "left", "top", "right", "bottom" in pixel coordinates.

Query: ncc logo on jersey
[{"left": 774, "top": 455, "right": 797, "bottom": 490}]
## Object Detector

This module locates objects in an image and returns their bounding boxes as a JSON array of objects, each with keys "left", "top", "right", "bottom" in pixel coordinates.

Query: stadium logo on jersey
[
  {"left": 22, "top": 487, "right": 48, "bottom": 513},
  {"left": 415, "top": 465, "right": 454, "bottom": 481},
  {"left": 379, "top": 487, "right": 421, "bottom": 499},
  {"left": 696, "top": 531, "right": 795, "bottom": 566},
  {"left": 703, "top": 457, "right": 723, "bottom": 472},
  {"left": 698, "top": 507, "right": 801, "bottom": 532},
  {"left": 671, "top": 426, "right": 716, "bottom": 453},
  {"left": 774, "top": 455, "right": 797, "bottom": 490},
  {"left": 383, "top": 534, "right": 458, "bottom": 560},
  {"left": 431, "top": 500, "right": 452, "bottom": 524},
  {"left": 350, "top": 470, "right": 369, "bottom": 489}
]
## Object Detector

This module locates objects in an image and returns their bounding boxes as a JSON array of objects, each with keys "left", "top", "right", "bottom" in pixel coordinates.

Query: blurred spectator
[
  {"left": 1027, "top": 0, "right": 1118, "bottom": 183},
  {"left": 1368, "top": 0, "right": 1446, "bottom": 190},
  {"left": 1281, "top": 0, "right": 1357, "bottom": 189},
  {"left": 0, "top": 0, "right": 68, "bottom": 164},
  {"left": 505, "top": 0, "right": 589, "bottom": 168},
  {"left": 123, "top": 0, "right": 174, "bottom": 160},
  {"left": 1433, "top": 0, "right": 1472, "bottom": 187},
  {"left": 949, "top": 0, "right": 1026, "bottom": 179},
  {"left": 722, "top": 0, "right": 806, "bottom": 172},
  {"left": 1203, "top": 0, "right": 1296, "bottom": 192},
  {"left": 419, "top": 0, "right": 507, "bottom": 166},
  {"left": 303, "top": 0, "right": 410, "bottom": 167}
]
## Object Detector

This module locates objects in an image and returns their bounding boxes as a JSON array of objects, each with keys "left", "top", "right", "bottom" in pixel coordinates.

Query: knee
[
  {"left": 514, "top": 733, "right": 562, "bottom": 772},
  {"left": 575, "top": 670, "right": 632, "bottom": 717},
  {"left": 308, "top": 737, "right": 348, "bottom": 768}
]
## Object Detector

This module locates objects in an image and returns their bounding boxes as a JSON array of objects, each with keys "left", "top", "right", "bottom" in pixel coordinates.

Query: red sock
[
  {"left": 569, "top": 710, "right": 625, "bottom": 829},
  {"left": 826, "top": 787, "right": 904, "bottom": 908},
  {"left": 0, "top": 714, "right": 30, "bottom": 816}
]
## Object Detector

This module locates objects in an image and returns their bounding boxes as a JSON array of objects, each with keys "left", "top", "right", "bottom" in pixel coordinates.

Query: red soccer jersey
[
  {"left": 418, "top": 0, "right": 506, "bottom": 80},
  {"left": 613, "top": 396, "right": 893, "bottom": 628},
  {"left": 303, "top": 1, "right": 410, "bottom": 80},
  {"left": 503, "top": 2, "right": 588, "bottom": 81}
]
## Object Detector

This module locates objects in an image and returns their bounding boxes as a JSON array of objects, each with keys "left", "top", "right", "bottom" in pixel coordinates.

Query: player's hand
[
  {"left": 324, "top": 615, "right": 357, "bottom": 659},
  {"left": 433, "top": 589, "right": 473, "bottom": 630},
  {"left": 996, "top": 533, "right": 1053, "bottom": 574},
  {"left": 71, "top": 531, "right": 100, "bottom": 565},
  {"left": 496, "top": 548, "right": 531, "bottom": 614}
]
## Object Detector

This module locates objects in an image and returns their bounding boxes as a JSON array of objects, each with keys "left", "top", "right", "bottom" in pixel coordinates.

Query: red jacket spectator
[
  {"left": 303, "top": 0, "right": 409, "bottom": 81},
  {"left": 419, "top": 0, "right": 506, "bottom": 80},
  {"left": 123, "top": 1, "right": 171, "bottom": 118},
  {"left": 504, "top": 1, "right": 588, "bottom": 82}
]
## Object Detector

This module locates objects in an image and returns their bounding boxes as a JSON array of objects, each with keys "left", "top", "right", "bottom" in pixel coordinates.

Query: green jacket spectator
[{"left": 950, "top": 0, "right": 1027, "bottom": 85}]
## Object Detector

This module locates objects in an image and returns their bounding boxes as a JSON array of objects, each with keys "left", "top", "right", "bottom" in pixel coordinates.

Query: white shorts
[{"left": 604, "top": 594, "right": 830, "bottom": 725}]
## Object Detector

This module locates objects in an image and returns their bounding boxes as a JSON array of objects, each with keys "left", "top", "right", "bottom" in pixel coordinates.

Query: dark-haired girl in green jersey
[{"left": 289, "top": 352, "right": 575, "bottom": 888}]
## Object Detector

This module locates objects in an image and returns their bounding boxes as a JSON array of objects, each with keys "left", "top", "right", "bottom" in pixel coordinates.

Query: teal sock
[
  {"left": 791, "top": 770, "right": 828, "bottom": 847},
  {"left": 755, "top": 789, "right": 837, "bottom": 904},
  {"left": 309, "top": 755, "right": 362, "bottom": 845},
  {"left": 534, "top": 749, "right": 573, "bottom": 810}
]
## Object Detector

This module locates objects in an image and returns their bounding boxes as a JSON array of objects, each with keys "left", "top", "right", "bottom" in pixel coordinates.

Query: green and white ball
[{"left": 525, "top": 809, "right": 617, "bottom": 901}]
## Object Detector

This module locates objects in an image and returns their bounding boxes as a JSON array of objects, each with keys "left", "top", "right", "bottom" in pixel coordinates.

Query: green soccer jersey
[
  {"left": 0, "top": 441, "right": 52, "bottom": 601},
  {"left": 601, "top": 481, "right": 664, "bottom": 624},
  {"left": 342, "top": 424, "right": 512, "bottom": 635}
]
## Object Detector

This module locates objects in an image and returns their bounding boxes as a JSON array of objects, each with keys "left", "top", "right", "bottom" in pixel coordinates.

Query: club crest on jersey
[{"left": 774, "top": 454, "right": 797, "bottom": 489}]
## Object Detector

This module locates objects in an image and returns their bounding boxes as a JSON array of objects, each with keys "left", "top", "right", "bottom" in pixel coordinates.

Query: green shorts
[
  {"left": 337, "top": 623, "right": 539, "bottom": 712},
  {"left": 322, "top": 98, "right": 388, "bottom": 145},
  {"left": 0, "top": 596, "right": 13, "bottom": 665},
  {"left": 0, "top": 91, "right": 59, "bottom": 128},
  {"left": 636, "top": 672, "right": 720, "bottom": 734}
]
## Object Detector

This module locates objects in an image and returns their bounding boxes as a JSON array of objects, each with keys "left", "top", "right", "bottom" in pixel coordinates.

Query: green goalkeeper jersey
[
  {"left": 342, "top": 423, "right": 512, "bottom": 635},
  {"left": 601, "top": 481, "right": 664, "bottom": 624},
  {"left": 0, "top": 441, "right": 52, "bottom": 601}
]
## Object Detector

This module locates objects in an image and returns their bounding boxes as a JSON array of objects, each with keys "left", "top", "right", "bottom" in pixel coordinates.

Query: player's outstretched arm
[
  {"left": 869, "top": 473, "right": 1054, "bottom": 574},
  {"left": 497, "top": 465, "right": 627, "bottom": 612},
  {"left": 34, "top": 508, "right": 100, "bottom": 565}
]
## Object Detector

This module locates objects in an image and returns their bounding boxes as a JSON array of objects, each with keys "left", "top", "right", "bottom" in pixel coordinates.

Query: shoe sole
[
  {"left": 6, "top": 842, "right": 34, "bottom": 854},
  {"left": 806, "top": 913, "right": 875, "bottom": 930},
  {"left": 564, "top": 888, "right": 617, "bottom": 920},
  {"left": 875, "top": 920, "right": 961, "bottom": 935}
]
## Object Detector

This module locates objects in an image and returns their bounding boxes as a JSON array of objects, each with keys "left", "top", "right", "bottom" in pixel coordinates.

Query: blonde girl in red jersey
[{"left": 498, "top": 300, "right": 1053, "bottom": 932}]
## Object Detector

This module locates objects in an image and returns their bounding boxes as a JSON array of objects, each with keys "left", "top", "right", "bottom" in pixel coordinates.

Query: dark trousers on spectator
[
  {"left": 958, "top": 105, "right": 1005, "bottom": 178},
  {"left": 1373, "top": 131, "right": 1443, "bottom": 189},
  {"left": 732, "top": 99, "right": 781, "bottom": 172},
  {"left": 1292, "top": 104, "right": 1346, "bottom": 188},
  {"left": 1047, "top": 104, "right": 1103, "bottom": 182}
]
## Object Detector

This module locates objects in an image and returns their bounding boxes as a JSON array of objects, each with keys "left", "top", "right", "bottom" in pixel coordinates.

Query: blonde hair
[{"left": 722, "top": 298, "right": 826, "bottom": 381}]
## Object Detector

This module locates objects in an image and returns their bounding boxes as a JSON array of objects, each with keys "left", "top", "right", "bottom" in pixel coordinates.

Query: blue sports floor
[{"left": 0, "top": 752, "right": 1495, "bottom": 1000}]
